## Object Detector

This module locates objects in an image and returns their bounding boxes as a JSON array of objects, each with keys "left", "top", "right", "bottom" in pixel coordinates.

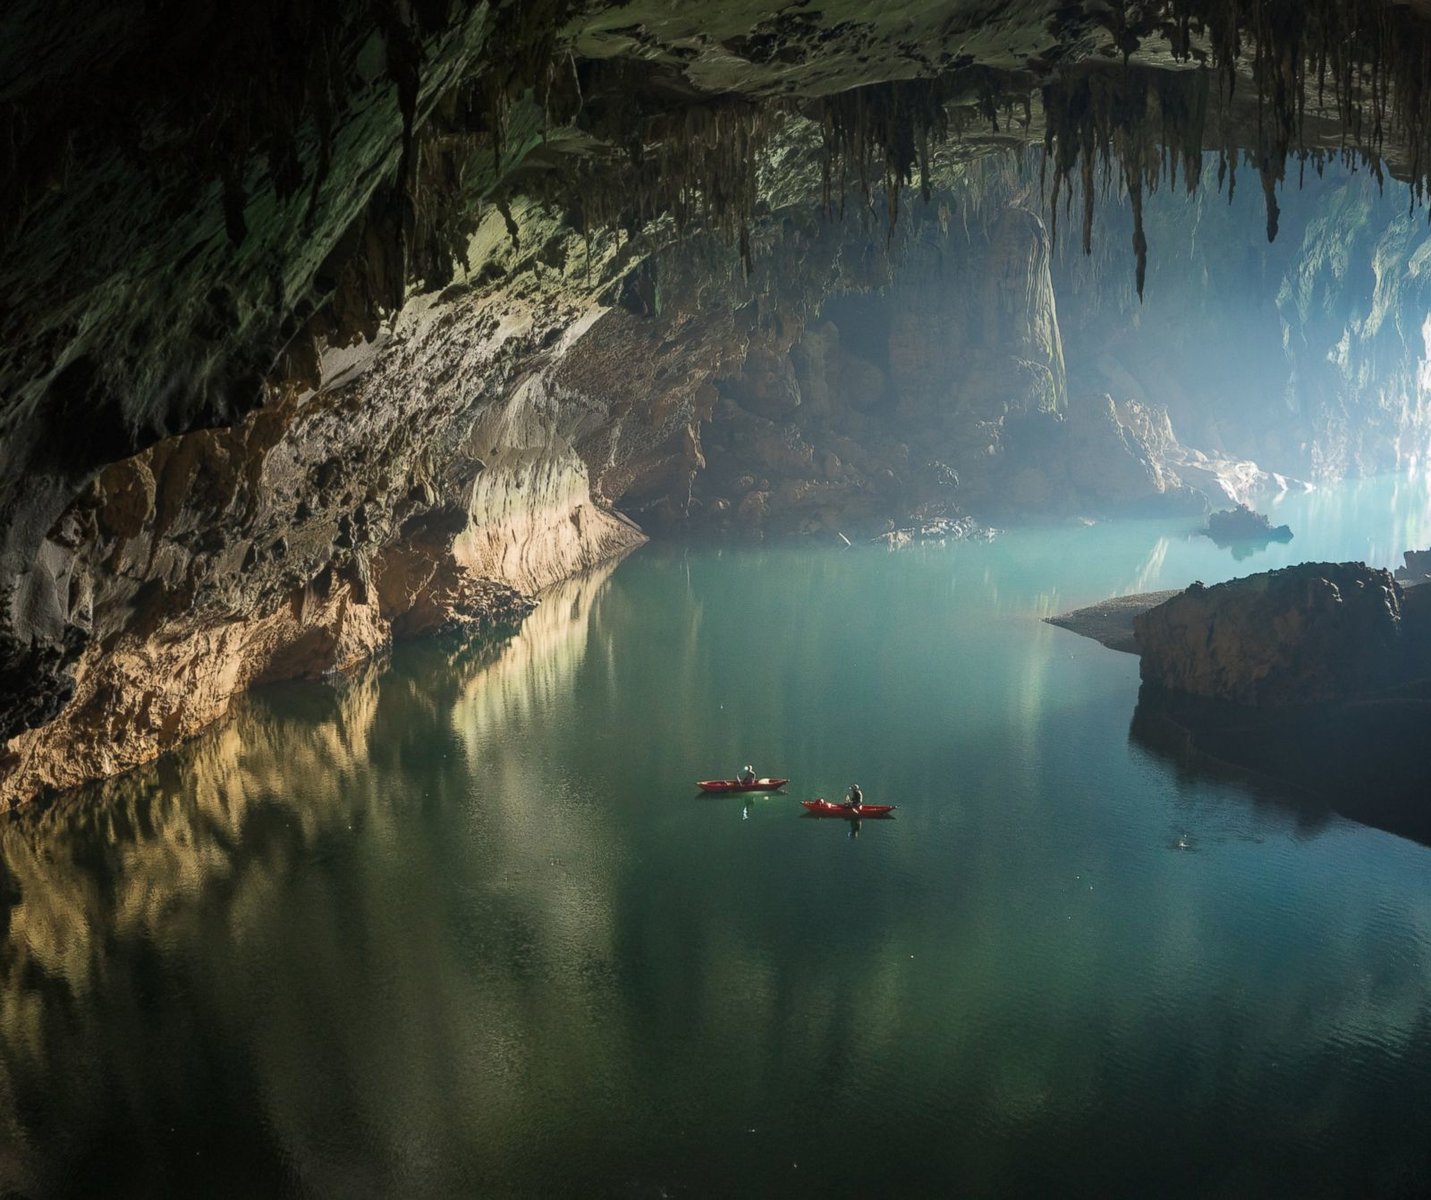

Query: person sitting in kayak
[
  {"left": 846, "top": 783, "right": 863, "bottom": 811},
  {"left": 740, "top": 764, "right": 757, "bottom": 786}
]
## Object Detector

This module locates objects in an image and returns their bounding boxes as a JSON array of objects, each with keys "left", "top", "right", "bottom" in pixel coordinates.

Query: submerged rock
[
  {"left": 871, "top": 516, "right": 996, "bottom": 549},
  {"left": 1133, "top": 562, "right": 1423, "bottom": 706}
]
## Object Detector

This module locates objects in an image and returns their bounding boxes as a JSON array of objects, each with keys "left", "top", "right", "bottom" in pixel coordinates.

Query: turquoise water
[{"left": 3, "top": 477, "right": 1431, "bottom": 1197}]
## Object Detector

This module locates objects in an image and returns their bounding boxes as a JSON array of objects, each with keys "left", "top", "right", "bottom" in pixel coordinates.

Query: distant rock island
[{"left": 1204, "top": 504, "right": 1294, "bottom": 549}]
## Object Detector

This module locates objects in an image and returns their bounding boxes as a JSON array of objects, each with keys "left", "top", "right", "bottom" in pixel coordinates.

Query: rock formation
[
  {"left": 1133, "top": 562, "right": 1428, "bottom": 706},
  {"left": 1058, "top": 164, "right": 1431, "bottom": 483},
  {"left": 1204, "top": 504, "right": 1294, "bottom": 547},
  {"left": 1395, "top": 548, "right": 1431, "bottom": 586}
]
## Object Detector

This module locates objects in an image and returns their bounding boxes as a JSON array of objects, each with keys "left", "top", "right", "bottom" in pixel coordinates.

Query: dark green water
[{"left": 4, "top": 477, "right": 1431, "bottom": 1198}]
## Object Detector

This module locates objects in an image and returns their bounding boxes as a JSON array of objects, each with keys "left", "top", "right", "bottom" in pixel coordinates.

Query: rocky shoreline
[{"left": 1044, "top": 590, "right": 1182, "bottom": 655}]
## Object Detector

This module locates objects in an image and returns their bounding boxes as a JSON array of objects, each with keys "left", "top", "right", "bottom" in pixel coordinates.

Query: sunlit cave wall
[
  {"left": 1052, "top": 155, "right": 1431, "bottom": 482},
  {"left": 686, "top": 171, "right": 1212, "bottom": 530},
  {"left": 684, "top": 152, "right": 1431, "bottom": 537}
]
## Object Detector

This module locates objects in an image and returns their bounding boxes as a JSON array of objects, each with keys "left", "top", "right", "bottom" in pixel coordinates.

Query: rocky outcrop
[
  {"left": 1133, "top": 562, "right": 1427, "bottom": 706},
  {"left": 0, "top": 203, "right": 652, "bottom": 806},
  {"left": 1046, "top": 590, "right": 1183, "bottom": 655}
]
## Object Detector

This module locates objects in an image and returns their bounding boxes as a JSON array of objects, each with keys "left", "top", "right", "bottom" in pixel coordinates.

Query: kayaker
[
  {"left": 846, "top": 783, "right": 863, "bottom": 811},
  {"left": 740, "top": 764, "right": 757, "bottom": 785}
]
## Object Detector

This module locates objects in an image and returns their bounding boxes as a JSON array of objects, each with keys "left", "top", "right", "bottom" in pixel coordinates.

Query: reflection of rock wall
[
  {"left": 0, "top": 559, "right": 629, "bottom": 1195},
  {"left": 452, "top": 558, "right": 625, "bottom": 736},
  {"left": 1130, "top": 681, "right": 1431, "bottom": 841}
]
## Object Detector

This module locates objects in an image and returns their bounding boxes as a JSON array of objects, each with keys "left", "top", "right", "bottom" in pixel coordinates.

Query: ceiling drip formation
[
  {"left": 8, "top": 0, "right": 1431, "bottom": 437},
  {"left": 407, "top": 0, "right": 1431, "bottom": 302},
  {"left": 552, "top": 0, "right": 1431, "bottom": 299}
]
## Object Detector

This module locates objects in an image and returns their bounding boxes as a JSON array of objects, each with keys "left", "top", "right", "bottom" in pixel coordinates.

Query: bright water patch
[{"left": 2, "top": 477, "right": 1430, "bottom": 1196}]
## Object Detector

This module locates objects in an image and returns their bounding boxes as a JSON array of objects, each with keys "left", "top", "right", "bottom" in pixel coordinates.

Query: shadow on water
[{"left": 1130, "top": 681, "right": 1431, "bottom": 847}]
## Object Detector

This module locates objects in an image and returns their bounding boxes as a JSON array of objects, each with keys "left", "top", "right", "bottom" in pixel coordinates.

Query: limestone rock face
[
  {"left": 1059, "top": 166, "right": 1431, "bottom": 484},
  {"left": 688, "top": 203, "right": 1070, "bottom": 536},
  {"left": 886, "top": 207, "right": 1068, "bottom": 427},
  {"left": 995, "top": 395, "right": 1207, "bottom": 516},
  {"left": 1133, "top": 563, "right": 1414, "bottom": 705},
  {"left": 0, "top": 203, "right": 650, "bottom": 806}
]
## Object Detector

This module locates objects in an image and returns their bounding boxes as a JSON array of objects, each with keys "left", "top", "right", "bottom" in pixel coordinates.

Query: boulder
[{"left": 1133, "top": 562, "right": 1412, "bottom": 705}]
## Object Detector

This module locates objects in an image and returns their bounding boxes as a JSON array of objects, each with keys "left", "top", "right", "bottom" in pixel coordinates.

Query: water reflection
[
  {"left": 1208, "top": 534, "right": 1287, "bottom": 561},
  {"left": 1129, "top": 682, "right": 1431, "bottom": 846},
  {"left": 1, "top": 494, "right": 1430, "bottom": 1196},
  {"left": 0, "top": 565, "right": 629, "bottom": 1198}
]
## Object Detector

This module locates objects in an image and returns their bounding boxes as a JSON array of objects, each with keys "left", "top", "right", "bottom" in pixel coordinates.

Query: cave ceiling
[{"left": 6, "top": 1, "right": 1431, "bottom": 499}]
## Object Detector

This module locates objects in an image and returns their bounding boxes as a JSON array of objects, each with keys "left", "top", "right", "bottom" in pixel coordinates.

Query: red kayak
[
  {"left": 801, "top": 798, "right": 896, "bottom": 818},
  {"left": 697, "top": 778, "right": 789, "bottom": 793}
]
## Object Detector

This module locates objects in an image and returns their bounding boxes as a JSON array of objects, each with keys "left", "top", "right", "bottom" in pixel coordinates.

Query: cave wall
[
  {"left": 1056, "top": 160, "right": 1431, "bottom": 481},
  {"left": 10, "top": 148, "right": 1427, "bottom": 805},
  {"left": 0, "top": 202, "right": 658, "bottom": 805},
  {"left": 685, "top": 200, "right": 1067, "bottom": 536},
  {"left": 688, "top": 191, "right": 1216, "bottom": 533}
]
